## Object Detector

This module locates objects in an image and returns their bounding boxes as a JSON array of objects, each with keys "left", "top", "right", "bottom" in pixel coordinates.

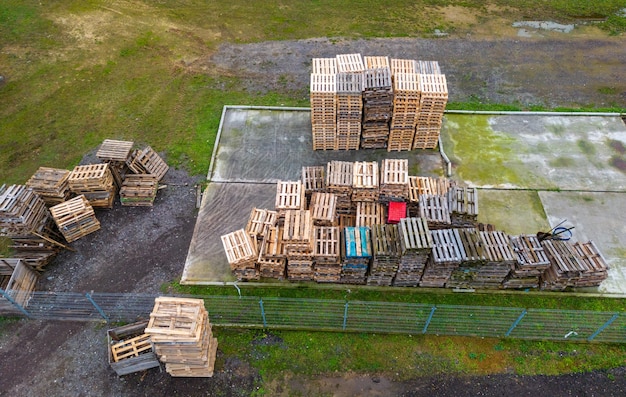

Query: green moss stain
[
  {"left": 549, "top": 157, "right": 576, "bottom": 168},
  {"left": 477, "top": 190, "right": 549, "bottom": 235},
  {"left": 577, "top": 139, "right": 596, "bottom": 156}
]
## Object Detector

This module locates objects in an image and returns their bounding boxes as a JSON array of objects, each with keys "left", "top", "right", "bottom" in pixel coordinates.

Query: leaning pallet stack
[
  {"left": 313, "top": 226, "right": 341, "bottom": 283},
  {"left": 408, "top": 176, "right": 452, "bottom": 216},
  {"left": 326, "top": 161, "right": 354, "bottom": 214},
  {"left": 367, "top": 224, "right": 401, "bottom": 286},
  {"left": 503, "top": 235, "right": 550, "bottom": 289},
  {"left": 446, "top": 228, "right": 487, "bottom": 289},
  {"left": 119, "top": 174, "right": 159, "bottom": 207},
  {"left": 389, "top": 59, "right": 419, "bottom": 151},
  {"left": 310, "top": 62, "right": 337, "bottom": 150},
  {"left": 420, "top": 228, "right": 464, "bottom": 287},
  {"left": 413, "top": 73, "right": 447, "bottom": 149},
  {"left": 126, "top": 146, "right": 169, "bottom": 181},
  {"left": 0, "top": 184, "right": 51, "bottom": 239},
  {"left": 96, "top": 139, "right": 134, "bottom": 188},
  {"left": 355, "top": 202, "right": 386, "bottom": 228},
  {"left": 540, "top": 240, "right": 587, "bottom": 291},
  {"left": 361, "top": 56, "right": 393, "bottom": 149},
  {"left": 352, "top": 161, "right": 379, "bottom": 202},
  {"left": 448, "top": 186, "right": 478, "bottom": 228},
  {"left": 283, "top": 210, "right": 314, "bottom": 281},
  {"left": 68, "top": 164, "right": 116, "bottom": 209},
  {"left": 245, "top": 208, "right": 278, "bottom": 244},
  {"left": 379, "top": 159, "right": 409, "bottom": 201},
  {"left": 49, "top": 195, "right": 101, "bottom": 243},
  {"left": 146, "top": 297, "right": 217, "bottom": 378},
  {"left": 221, "top": 229, "right": 259, "bottom": 281},
  {"left": 25, "top": 167, "right": 71, "bottom": 206},
  {"left": 335, "top": 54, "right": 364, "bottom": 150},
  {"left": 475, "top": 230, "right": 515, "bottom": 288},
  {"left": 257, "top": 225, "right": 286, "bottom": 279},
  {"left": 340, "top": 226, "right": 372, "bottom": 284},
  {"left": 571, "top": 241, "right": 609, "bottom": 287},
  {"left": 418, "top": 194, "right": 451, "bottom": 230}
]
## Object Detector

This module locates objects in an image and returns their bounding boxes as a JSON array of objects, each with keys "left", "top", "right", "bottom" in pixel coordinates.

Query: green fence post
[
  {"left": 587, "top": 313, "right": 619, "bottom": 341},
  {"left": 422, "top": 306, "right": 436, "bottom": 334},
  {"left": 85, "top": 292, "right": 110, "bottom": 322},
  {"left": 0, "top": 288, "right": 31, "bottom": 318},
  {"left": 259, "top": 298, "right": 267, "bottom": 328},
  {"left": 342, "top": 302, "right": 349, "bottom": 331},
  {"left": 506, "top": 309, "right": 527, "bottom": 337}
]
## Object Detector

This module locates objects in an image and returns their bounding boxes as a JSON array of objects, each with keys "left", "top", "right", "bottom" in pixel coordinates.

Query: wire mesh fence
[{"left": 1, "top": 289, "right": 624, "bottom": 343}]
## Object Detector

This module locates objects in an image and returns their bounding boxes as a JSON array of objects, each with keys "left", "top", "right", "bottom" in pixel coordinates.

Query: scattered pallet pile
[
  {"left": 68, "top": 164, "right": 116, "bottom": 209},
  {"left": 221, "top": 229, "right": 259, "bottom": 281},
  {"left": 367, "top": 224, "right": 401, "bottom": 286},
  {"left": 421, "top": 228, "right": 464, "bottom": 287},
  {"left": 414, "top": 73, "right": 448, "bottom": 149},
  {"left": 119, "top": 175, "right": 159, "bottom": 207},
  {"left": 313, "top": 226, "right": 341, "bottom": 283},
  {"left": 146, "top": 297, "right": 217, "bottom": 377},
  {"left": 96, "top": 139, "right": 134, "bottom": 188},
  {"left": 50, "top": 195, "right": 101, "bottom": 243},
  {"left": 361, "top": 56, "right": 393, "bottom": 149},
  {"left": 108, "top": 320, "right": 160, "bottom": 376},
  {"left": 503, "top": 235, "right": 551, "bottom": 289},
  {"left": 126, "top": 146, "right": 169, "bottom": 181},
  {"left": 395, "top": 217, "right": 432, "bottom": 287},
  {"left": 340, "top": 226, "right": 371, "bottom": 284},
  {"left": 26, "top": 167, "right": 71, "bottom": 206}
]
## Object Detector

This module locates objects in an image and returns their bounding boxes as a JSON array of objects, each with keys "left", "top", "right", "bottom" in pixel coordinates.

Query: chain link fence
[{"left": 1, "top": 289, "right": 624, "bottom": 343}]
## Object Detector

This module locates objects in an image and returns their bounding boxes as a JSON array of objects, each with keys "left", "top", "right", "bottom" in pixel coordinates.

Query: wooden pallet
[
  {"left": 108, "top": 320, "right": 161, "bottom": 376},
  {"left": 221, "top": 229, "right": 257, "bottom": 265},
  {"left": 26, "top": 167, "right": 71, "bottom": 206},
  {"left": 336, "top": 53, "right": 365, "bottom": 73},
  {"left": 2, "top": 259, "right": 39, "bottom": 306},
  {"left": 282, "top": 210, "right": 313, "bottom": 255},
  {"left": 111, "top": 333, "right": 153, "bottom": 362},
  {"left": 49, "top": 195, "right": 100, "bottom": 242},
  {"left": 126, "top": 146, "right": 169, "bottom": 181},
  {"left": 326, "top": 161, "right": 354, "bottom": 191},
  {"left": 68, "top": 164, "right": 116, "bottom": 209},
  {"left": 418, "top": 194, "right": 451, "bottom": 229},
  {"left": 96, "top": 139, "right": 134, "bottom": 162},
  {"left": 415, "top": 60, "right": 441, "bottom": 74},
  {"left": 311, "top": 58, "right": 337, "bottom": 75},
  {"left": 393, "top": 217, "right": 432, "bottom": 286},
  {"left": 301, "top": 166, "right": 326, "bottom": 194},
  {"left": 310, "top": 192, "right": 337, "bottom": 226},
  {"left": 390, "top": 59, "right": 416, "bottom": 74},
  {"left": 368, "top": 224, "right": 401, "bottom": 286},
  {"left": 245, "top": 208, "right": 278, "bottom": 240},
  {"left": 571, "top": 241, "right": 609, "bottom": 287},
  {"left": 120, "top": 174, "right": 158, "bottom": 206},
  {"left": 503, "top": 235, "right": 550, "bottom": 289},
  {"left": 313, "top": 226, "right": 340, "bottom": 264},
  {"left": 380, "top": 159, "right": 409, "bottom": 199},
  {"left": 275, "top": 181, "right": 305, "bottom": 212},
  {"left": 448, "top": 186, "right": 478, "bottom": 228},
  {"left": 420, "top": 229, "right": 464, "bottom": 288},
  {"left": 355, "top": 202, "right": 385, "bottom": 227},
  {"left": 0, "top": 184, "right": 51, "bottom": 237}
]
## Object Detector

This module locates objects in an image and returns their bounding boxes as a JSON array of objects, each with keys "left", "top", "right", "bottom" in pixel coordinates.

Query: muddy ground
[{"left": 1, "top": 34, "right": 626, "bottom": 396}]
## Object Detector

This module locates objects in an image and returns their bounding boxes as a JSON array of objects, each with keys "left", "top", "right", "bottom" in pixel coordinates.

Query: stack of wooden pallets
[
  {"left": 309, "top": 192, "right": 337, "bottom": 226},
  {"left": 326, "top": 161, "right": 354, "bottom": 214},
  {"left": 275, "top": 180, "right": 305, "bottom": 219},
  {"left": 420, "top": 228, "right": 464, "bottom": 287},
  {"left": 394, "top": 217, "right": 432, "bottom": 286},
  {"left": 26, "top": 167, "right": 71, "bottom": 206},
  {"left": 379, "top": 159, "right": 409, "bottom": 201},
  {"left": 126, "top": 146, "right": 169, "bottom": 181},
  {"left": 355, "top": 202, "right": 385, "bottom": 227},
  {"left": 408, "top": 176, "right": 452, "bottom": 216},
  {"left": 257, "top": 225, "right": 286, "bottom": 279},
  {"left": 413, "top": 73, "right": 448, "bottom": 149},
  {"left": 340, "top": 226, "right": 371, "bottom": 284},
  {"left": 446, "top": 228, "right": 487, "bottom": 289},
  {"left": 571, "top": 241, "right": 609, "bottom": 287},
  {"left": 541, "top": 240, "right": 588, "bottom": 291},
  {"left": 310, "top": 64, "right": 337, "bottom": 150},
  {"left": 475, "top": 230, "right": 515, "bottom": 288},
  {"left": 418, "top": 194, "right": 451, "bottom": 229},
  {"left": 367, "top": 224, "right": 401, "bottom": 286},
  {"left": 68, "top": 164, "right": 116, "bottom": 209},
  {"left": 119, "top": 174, "right": 159, "bottom": 207},
  {"left": 361, "top": 56, "right": 393, "bottom": 149},
  {"left": 146, "top": 297, "right": 217, "bottom": 378},
  {"left": 389, "top": 71, "right": 419, "bottom": 151},
  {"left": 503, "top": 235, "right": 551, "bottom": 289},
  {"left": 313, "top": 226, "right": 341, "bottom": 283},
  {"left": 96, "top": 139, "right": 134, "bottom": 188},
  {"left": 245, "top": 208, "right": 278, "bottom": 245},
  {"left": 49, "top": 195, "right": 100, "bottom": 243},
  {"left": 283, "top": 210, "right": 314, "bottom": 281},
  {"left": 335, "top": 54, "right": 364, "bottom": 150},
  {"left": 108, "top": 320, "right": 160, "bottom": 376},
  {"left": 351, "top": 161, "right": 379, "bottom": 202},
  {"left": 221, "top": 229, "right": 259, "bottom": 281},
  {"left": 301, "top": 166, "right": 326, "bottom": 199},
  {"left": 0, "top": 184, "right": 51, "bottom": 238},
  {"left": 448, "top": 186, "right": 478, "bottom": 228}
]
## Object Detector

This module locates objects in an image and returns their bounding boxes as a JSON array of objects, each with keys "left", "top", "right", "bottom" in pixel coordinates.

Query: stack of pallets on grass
[
  {"left": 389, "top": 63, "right": 419, "bottom": 151},
  {"left": 413, "top": 73, "right": 448, "bottom": 150},
  {"left": 257, "top": 225, "right": 286, "bottom": 279},
  {"left": 0, "top": 259, "right": 39, "bottom": 312},
  {"left": 335, "top": 54, "right": 364, "bottom": 150},
  {"left": 408, "top": 176, "right": 452, "bottom": 216},
  {"left": 340, "top": 226, "right": 371, "bottom": 284},
  {"left": 275, "top": 180, "right": 305, "bottom": 222},
  {"left": 108, "top": 320, "right": 160, "bottom": 376},
  {"left": 503, "top": 235, "right": 550, "bottom": 289},
  {"left": 361, "top": 56, "right": 393, "bottom": 149},
  {"left": 379, "top": 159, "right": 409, "bottom": 201},
  {"left": 571, "top": 241, "right": 609, "bottom": 287},
  {"left": 418, "top": 194, "right": 451, "bottom": 229},
  {"left": 309, "top": 192, "right": 337, "bottom": 226},
  {"left": 26, "top": 167, "right": 71, "bottom": 206},
  {"left": 355, "top": 202, "right": 386, "bottom": 228},
  {"left": 119, "top": 174, "right": 159, "bottom": 207},
  {"left": 126, "top": 146, "right": 169, "bottom": 182},
  {"left": 326, "top": 161, "right": 354, "bottom": 214},
  {"left": 446, "top": 228, "right": 487, "bottom": 289},
  {"left": 448, "top": 186, "right": 478, "bottom": 228},
  {"left": 313, "top": 226, "right": 341, "bottom": 283},
  {"left": 96, "top": 139, "right": 134, "bottom": 188},
  {"left": 221, "top": 229, "right": 259, "bottom": 281},
  {"left": 49, "top": 195, "right": 100, "bottom": 243},
  {"left": 540, "top": 239, "right": 588, "bottom": 291},
  {"left": 420, "top": 228, "right": 464, "bottom": 287},
  {"left": 475, "top": 230, "right": 515, "bottom": 288},
  {"left": 310, "top": 65, "right": 337, "bottom": 150},
  {"left": 146, "top": 297, "right": 217, "bottom": 378},
  {"left": 283, "top": 210, "right": 314, "bottom": 281},
  {"left": 351, "top": 161, "right": 379, "bottom": 202},
  {"left": 68, "top": 164, "right": 116, "bottom": 209},
  {"left": 367, "top": 224, "right": 401, "bottom": 286},
  {"left": 301, "top": 166, "right": 326, "bottom": 205}
]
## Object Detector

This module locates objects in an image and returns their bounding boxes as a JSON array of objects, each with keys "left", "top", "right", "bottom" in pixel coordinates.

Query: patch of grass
[{"left": 597, "top": 86, "right": 619, "bottom": 95}]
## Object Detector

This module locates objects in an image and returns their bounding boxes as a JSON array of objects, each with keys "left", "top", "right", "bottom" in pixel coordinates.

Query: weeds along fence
[{"left": 1, "top": 289, "right": 624, "bottom": 343}]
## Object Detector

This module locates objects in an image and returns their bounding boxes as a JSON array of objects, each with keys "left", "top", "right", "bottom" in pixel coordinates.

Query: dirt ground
[{"left": 1, "top": 33, "right": 626, "bottom": 396}]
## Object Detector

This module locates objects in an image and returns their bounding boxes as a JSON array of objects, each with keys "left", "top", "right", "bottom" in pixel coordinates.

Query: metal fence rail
[{"left": 1, "top": 289, "right": 624, "bottom": 343}]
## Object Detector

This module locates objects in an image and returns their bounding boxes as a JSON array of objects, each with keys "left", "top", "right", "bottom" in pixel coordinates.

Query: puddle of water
[{"left": 512, "top": 21, "right": 575, "bottom": 33}]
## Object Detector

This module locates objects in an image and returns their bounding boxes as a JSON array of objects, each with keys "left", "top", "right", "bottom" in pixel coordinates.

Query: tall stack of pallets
[
  {"left": 420, "top": 228, "right": 464, "bottom": 287},
  {"left": 361, "top": 56, "right": 393, "bottom": 149},
  {"left": 26, "top": 167, "right": 71, "bottom": 206},
  {"left": 446, "top": 228, "right": 487, "bottom": 289},
  {"left": 49, "top": 195, "right": 101, "bottom": 243},
  {"left": 283, "top": 209, "right": 314, "bottom": 281},
  {"left": 395, "top": 217, "right": 432, "bottom": 287},
  {"left": 388, "top": 59, "right": 419, "bottom": 151},
  {"left": 503, "top": 235, "right": 550, "bottom": 289},
  {"left": 310, "top": 59, "right": 337, "bottom": 150},
  {"left": 313, "top": 226, "right": 341, "bottom": 283},
  {"left": 335, "top": 54, "right": 364, "bottom": 150},
  {"left": 145, "top": 297, "right": 217, "bottom": 378},
  {"left": 257, "top": 225, "right": 286, "bottom": 279},
  {"left": 413, "top": 73, "right": 448, "bottom": 149},
  {"left": 541, "top": 239, "right": 588, "bottom": 291},
  {"left": 68, "top": 164, "right": 116, "bottom": 209},
  {"left": 96, "top": 139, "right": 134, "bottom": 188},
  {"left": 351, "top": 161, "right": 379, "bottom": 202},
  {"left": 221, "top": 229, "right": 259, "bottom": 281},
  {"left": 340, "top": 226, "right": 371, "bottom": 284},
  {"left": 367, "top": 224, "right": 401, "bottom": 286},
  {"left": 571, "top": 241, "right": 609, "bottom": 287},
  {"left": 379, "top": 159, "right": 409, "bottom": 201},
  {"left": 326, "top": 161, "right": 354, "bottom": 214},
  {"left": 448, "top": 186, "right": 478, "bottom": 228}
]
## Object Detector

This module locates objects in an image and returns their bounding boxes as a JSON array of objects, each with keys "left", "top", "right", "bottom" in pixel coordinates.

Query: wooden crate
[
  {"left": 26, "top": 167, "right": 71, "bottom": 206},
  {"left": 310, "top": 192, "right": 337, "bottom": 226},
  {"left": 97, "top": 139, "right": 134, "bottom": 162},
  {"left": 120, "top": 174, "right": 159, "bottom": 207},
  {"left": 108, "top": 320, "right": 160, "bottom": 376},
  {"left": 355, "top": 202, "right": 385, "bottom": 228},
  {"left": 126, "top": 146, "right": 169, "bottom": 181},
  {"left": 49, "top": 195, "right": 100, "bottom": 243},
  {"left": 275, "top": 181, "right": 305, "bottom": 212}
]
